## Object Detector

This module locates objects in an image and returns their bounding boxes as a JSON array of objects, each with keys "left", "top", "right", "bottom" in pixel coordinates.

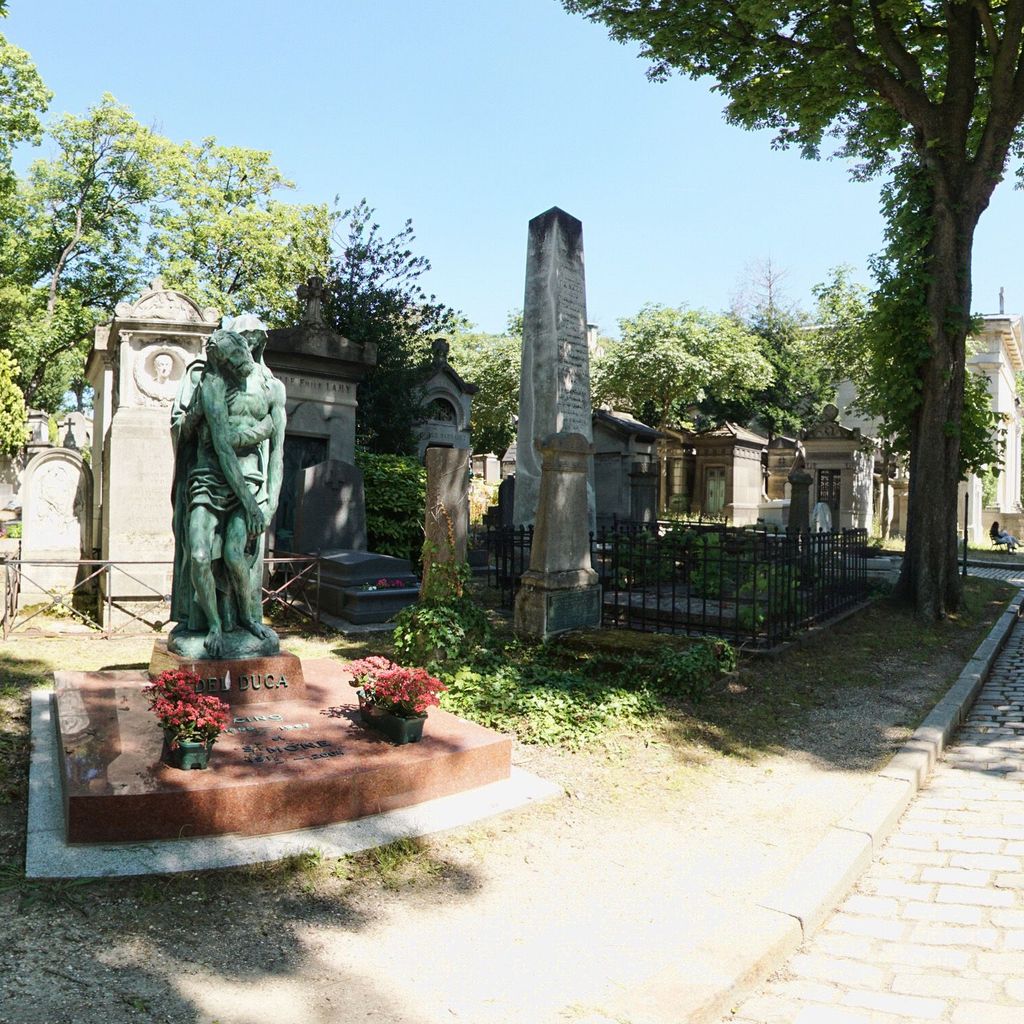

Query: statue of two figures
[{"left": 168, "top": 315, "right": 287, "bottom": 659}]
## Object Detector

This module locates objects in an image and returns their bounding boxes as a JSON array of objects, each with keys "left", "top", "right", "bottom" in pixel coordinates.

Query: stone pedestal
[
  {"left": 513, "top": 208, "right": 595, "bottom": 529},
  {"left": 514, "top": 433, "right": 601, "bottom": 639},
  {"left": 149, "top": 642, "right": 306, "bottom": 704}
]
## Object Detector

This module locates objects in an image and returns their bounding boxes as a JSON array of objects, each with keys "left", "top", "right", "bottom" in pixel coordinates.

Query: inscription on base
[{"left": 545, "top": 587, "right": 601, "bottom": 634}]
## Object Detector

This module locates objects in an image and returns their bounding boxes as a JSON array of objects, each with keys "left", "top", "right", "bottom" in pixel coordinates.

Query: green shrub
[
  {"left": 355, "top": 451, "right": 426, "bottom": 563},
  {"left": 441, "top": 657, "right": 660, "bottom": 748},
  {"left": 438, "top": 634, "right": 737, "bottom": 747},
  {"left": 392, "top": 554, "right": 489, "bottom": 667}
]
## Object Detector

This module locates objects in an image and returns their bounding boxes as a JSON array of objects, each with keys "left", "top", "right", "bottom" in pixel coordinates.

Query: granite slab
[{"left": 53, "top": 658, "right": 512, "bottom": 844}]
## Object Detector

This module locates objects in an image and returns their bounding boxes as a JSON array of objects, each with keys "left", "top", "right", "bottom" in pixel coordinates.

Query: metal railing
[
  {"left": 0, "top": 555, "right": 321, "bottom": 638},
  {"left": 484, "top": 524, "right": 869, "bottom": 648}
]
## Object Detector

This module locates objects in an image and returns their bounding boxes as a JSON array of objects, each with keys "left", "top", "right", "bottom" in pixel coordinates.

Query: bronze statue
[{"left": 168, "top": 316, "right": 286, "bottom": 658}]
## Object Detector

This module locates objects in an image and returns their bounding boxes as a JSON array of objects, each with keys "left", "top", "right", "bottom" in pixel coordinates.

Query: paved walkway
[{"left": 727, "top": 602, "right": 1024, "bottom": 1024}]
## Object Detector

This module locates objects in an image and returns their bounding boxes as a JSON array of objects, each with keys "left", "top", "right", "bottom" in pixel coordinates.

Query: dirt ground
[{"left": 0, "top": 593, "right": 1012, "bottom": 1024}]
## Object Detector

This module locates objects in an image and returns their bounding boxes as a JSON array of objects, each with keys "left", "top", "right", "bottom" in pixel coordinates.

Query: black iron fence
[{"left": 485, "top": 523, "right": 869, "bottom": 648}]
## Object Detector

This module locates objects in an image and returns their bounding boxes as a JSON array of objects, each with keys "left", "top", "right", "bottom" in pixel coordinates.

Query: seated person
[{"left": 990, "top": 521, "right": 1019, "bottom": 551}]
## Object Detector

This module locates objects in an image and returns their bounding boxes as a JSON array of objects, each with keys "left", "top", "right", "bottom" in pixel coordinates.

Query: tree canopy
[
  {"left": 447, "top": 316, "right": 522, "bottom": 457},
  {"left": 324, "top": 201, "right": 458, "bottom": 455},
  {"left": 592, "top": 304, "right": 773, "bottom": 429},
  {"left": 563, "top": 0, "right": 1024, "bottom": 618},
  {"left": 149, "top": 138, "right": 332, "bottom": 326}
]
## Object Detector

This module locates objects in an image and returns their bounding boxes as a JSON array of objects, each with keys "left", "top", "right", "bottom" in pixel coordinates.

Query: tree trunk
[
  {"left": 880, "top": 443, "right": 891, "bottom": 541},
  {"left": 895, "top": 188, "right": 976, "bottom": 619}
]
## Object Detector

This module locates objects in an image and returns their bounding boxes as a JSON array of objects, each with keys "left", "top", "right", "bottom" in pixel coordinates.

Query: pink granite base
[{"left": 54, "top": 659, "right": 512, "bottom": 844}]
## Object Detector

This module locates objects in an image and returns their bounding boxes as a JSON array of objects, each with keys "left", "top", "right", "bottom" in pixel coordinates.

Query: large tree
[
  {"left": 324, "top": 201, "right": 458, "bottom": 454},
  {"left": 6, "top": 96, "right": 162, "bottom": 409},
  {"left": 148, "top": 138, "right": 332, "bottom": 326},
  {"left": 700, "top": 304, "right": 834, "bottom": 440},
  {"left": 447, "top": 315, "right": 523, "bottom": 456},
  {"left": 593, "top": 304, "right": 773, "bottom": 429},
  {"left": 564, "top": 1, "right": 1024, "bottom": 618}
]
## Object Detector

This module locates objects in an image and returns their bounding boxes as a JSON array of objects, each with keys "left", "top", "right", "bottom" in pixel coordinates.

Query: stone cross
[{"left": 297, "top": 275, "right": 326, "bottom": 325}]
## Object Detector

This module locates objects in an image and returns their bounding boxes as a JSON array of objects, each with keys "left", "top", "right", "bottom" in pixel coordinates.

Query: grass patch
[
  {"left": 439, "top": 634, "right": 735, "bottom": 749},
  {"left": 350, "top": 837, "right": 443, "bottom": 890},
  {"left": 665, "top": 576, "right": 1017, "bottom": 763},
  {"left": 435, "top": 576, "right": 1015, "bottom": 762}
]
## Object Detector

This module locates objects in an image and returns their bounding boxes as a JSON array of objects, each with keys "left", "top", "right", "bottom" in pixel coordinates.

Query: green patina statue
[{"left": 168, "top": 315, "right": 287, "bottom": 659}]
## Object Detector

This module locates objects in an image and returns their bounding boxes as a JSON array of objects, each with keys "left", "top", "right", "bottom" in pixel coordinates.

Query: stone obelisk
[{"left": 512, "top": 207, "right": 595, "bottom": 529}]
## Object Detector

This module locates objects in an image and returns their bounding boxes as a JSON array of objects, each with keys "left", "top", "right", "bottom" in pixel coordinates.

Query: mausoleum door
[
  {"left": 817, "top": 469, "right": 842, "bottom": 523},
  {"left": 706, "top": 467, "right": 726, "bottom": 517}
]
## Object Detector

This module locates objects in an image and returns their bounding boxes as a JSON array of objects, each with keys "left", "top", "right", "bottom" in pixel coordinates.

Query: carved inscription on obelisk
[{"left": 513, "top": 207, "right": 594, "bottom": 528}]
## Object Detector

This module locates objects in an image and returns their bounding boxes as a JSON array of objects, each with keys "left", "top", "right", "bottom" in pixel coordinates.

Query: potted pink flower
[
  {"left": 346, "top": 656, "right": 446, "bottom": 744},
  {"left": 145, "top": 668, "right": 232, "bottom": 770}
]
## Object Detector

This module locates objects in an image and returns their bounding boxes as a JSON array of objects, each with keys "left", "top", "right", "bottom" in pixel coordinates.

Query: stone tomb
[
  {"left": 264, "top": 276, "right": 376, "bottom": 549},
  {"left": 414, "top": 338, "right": 477, "bottom": 461},
  {"left": 290, "top": 459, "right": 418, "bottom": 625},
  {"left": 592, "top": 409, "right": 662, "bottom": 528},
  {"left": 53, "top": 659, "right": 512, "bottom": 845}
]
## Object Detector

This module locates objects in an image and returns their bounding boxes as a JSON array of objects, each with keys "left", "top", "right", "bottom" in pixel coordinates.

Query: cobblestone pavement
[{"left": 727, "top": 597, "right": 1024, "bottom": 1024}]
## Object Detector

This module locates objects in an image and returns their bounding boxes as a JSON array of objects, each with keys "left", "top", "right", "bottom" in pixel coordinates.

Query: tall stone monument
[
  {"left": 513, "top": 208, "right": 595, "bottom": 529},
  {"left": 86, "top": 279, "right": 220, "bottom": 626},
  {"left": 514, "top": 432, "right": 601, "bottom": 639}
]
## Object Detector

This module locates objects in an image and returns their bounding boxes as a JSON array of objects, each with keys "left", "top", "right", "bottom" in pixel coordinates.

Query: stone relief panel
[{"left": 132, "top": 343, "right": 186, "bottom": 408}]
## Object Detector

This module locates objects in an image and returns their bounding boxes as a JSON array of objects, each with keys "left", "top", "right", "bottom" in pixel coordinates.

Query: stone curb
[
  {"left": 738, "top": 588, "right": 1024, "bottom": 995},
  {"left": 619, "top": 587, "right": 1024, "bottom": 1024}
]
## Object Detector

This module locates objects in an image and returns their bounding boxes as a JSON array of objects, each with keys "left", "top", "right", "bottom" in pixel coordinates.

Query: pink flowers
[
  {"left": 361, "top": 578, "right": 409, "bottom": 591},
  {"left": 145, "top": 668, "right": 231, "bottom": 749},
  {"left": 345, "top": 657, "right": 446, "bottom": 718}
]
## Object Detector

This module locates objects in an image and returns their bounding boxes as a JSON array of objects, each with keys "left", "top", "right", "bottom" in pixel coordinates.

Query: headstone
[
  {"left": 472, "top": 452, "right": 501, "bottom": 485},
  {"left": 19, "top": 449, "right": 92, "bottom": 606},
  {"left": 788, "top": 449, "right": 812, "bottom": 534},
  {"left": 292, "top": 460, "right": 367, "bottom": 553},
  {"left": 513, "top": 208, "right": 595, "bottom": 528},
  {"left": 422, "top": 447, "right": 469, "bottom": 593},
  {"left": 497, "top": 474, "right": 516, "bottom": 528},
  {"left": 514, "top": 432, "right": 601, "bottom": 639}
]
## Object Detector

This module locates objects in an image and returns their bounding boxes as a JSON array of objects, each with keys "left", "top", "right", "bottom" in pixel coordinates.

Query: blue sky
[{"left": 6, "top": 0, "right": 1023, "bottom": 334}]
